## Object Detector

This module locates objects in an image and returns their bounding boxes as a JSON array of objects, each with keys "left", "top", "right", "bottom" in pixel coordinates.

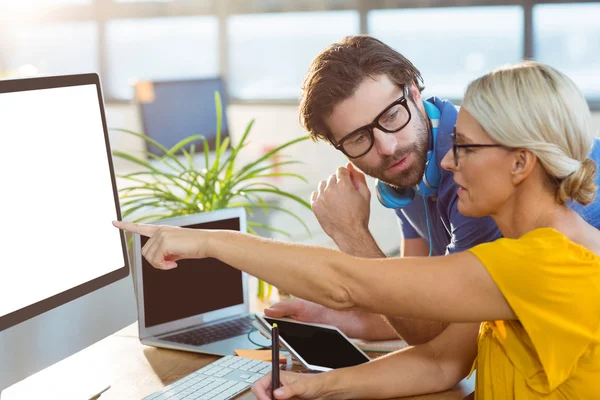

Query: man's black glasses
[{"left": 330, "top": 93, "right": 412, "bottom": 159}]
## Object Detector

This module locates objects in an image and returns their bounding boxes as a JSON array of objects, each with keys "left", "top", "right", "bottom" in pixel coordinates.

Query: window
[
  {"left": 1, "top": 1, "right": 597, "bottom": 105},
  {"left": 2, "top": 0, "right": 91, "bottom": 7},
  {"left": 105, "top": 16, "right": 219, "bottom": 99},
  {"left": 368, "top": 6, "right": 524, "bottom": 99},
  {"left": 227, "top": 11, "right": 360, "bottom": 100},
  {"left": 534, "top": 3, "right": 600, "bottom": 99},
  {"left": 3, "top": 22, "right": 97, "bottom": 76}
]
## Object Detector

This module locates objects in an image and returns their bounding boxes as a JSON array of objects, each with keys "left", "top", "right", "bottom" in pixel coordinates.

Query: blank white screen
[{"left": 0, "top": 83, "right": 124, "bottom": 318}]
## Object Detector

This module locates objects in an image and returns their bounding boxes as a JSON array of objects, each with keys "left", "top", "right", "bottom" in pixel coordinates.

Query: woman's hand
[
  {"left": 251, "top": 371, "right": 328, "bottom": 400},
  {"left": 112, "top": 220, "right": 209, "bottom": 270}
]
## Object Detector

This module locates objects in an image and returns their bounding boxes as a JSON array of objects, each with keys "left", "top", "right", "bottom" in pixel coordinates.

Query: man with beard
[{"left": 265, "top": 35, "right": 600, "bottom": 345}]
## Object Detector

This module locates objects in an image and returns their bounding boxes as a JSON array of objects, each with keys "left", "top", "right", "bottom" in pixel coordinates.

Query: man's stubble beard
[{"left": 356, "top": 110, "right": 430, "bottom": 189}]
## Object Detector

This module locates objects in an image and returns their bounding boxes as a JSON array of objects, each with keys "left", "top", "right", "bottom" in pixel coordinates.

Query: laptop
[{"left": 132, "top": 207, "right": 261, "bottom": 356}]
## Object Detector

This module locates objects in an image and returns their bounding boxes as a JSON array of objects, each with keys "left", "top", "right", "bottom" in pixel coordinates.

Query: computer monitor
[
  {"left": 0, "top": 74, "right": 137, "bottom": 397},
  {"left": 135, "top": 77, "right": 230, "bottom": 157}
]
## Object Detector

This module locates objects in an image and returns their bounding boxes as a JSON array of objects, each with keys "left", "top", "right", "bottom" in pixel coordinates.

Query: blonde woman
[{"left": 114, "top": 62, "right": 600, "bottom": 399}]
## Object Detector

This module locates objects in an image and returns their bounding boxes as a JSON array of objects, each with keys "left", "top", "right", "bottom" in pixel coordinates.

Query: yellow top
[{"left": 468, "top": 228, "right": 600, "bottom": 399}]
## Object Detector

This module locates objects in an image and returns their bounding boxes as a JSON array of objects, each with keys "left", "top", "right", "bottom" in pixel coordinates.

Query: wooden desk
[{"left": 3, "top": 323, "right": 474, "bottom": 400}]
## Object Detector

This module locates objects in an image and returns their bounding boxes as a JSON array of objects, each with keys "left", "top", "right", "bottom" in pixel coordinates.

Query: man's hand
[
  {"left": 311, "top": 163, "right": 372, "bottom": 248},
  {"left": 251, "top": 371, "right": 326, "bottom": 400},
  {"left": 264, "top": 297, "right": 332, "bottom": 325},
  {"left": 265, "top": 297, "right": 397, "bottom": 340}
]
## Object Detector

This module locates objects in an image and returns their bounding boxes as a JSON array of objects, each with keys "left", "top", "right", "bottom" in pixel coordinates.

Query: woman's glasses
[{"left": 451, "top": 127, "right": 506, "bottom": 167}]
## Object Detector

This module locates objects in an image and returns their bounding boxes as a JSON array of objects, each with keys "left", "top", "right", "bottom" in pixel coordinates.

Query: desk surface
[{"left": 3, "top": 323, "right": 474, "bottom": 400}]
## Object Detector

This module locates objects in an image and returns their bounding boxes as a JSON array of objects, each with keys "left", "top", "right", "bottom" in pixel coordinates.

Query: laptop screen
[{"left": 141, "top": 217, "right": 243, "bottom": 328}]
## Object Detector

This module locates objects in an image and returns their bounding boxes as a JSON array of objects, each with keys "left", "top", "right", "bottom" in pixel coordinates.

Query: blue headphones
[{"left": 375, "top": 100, "right": 442, "bottom": 209}]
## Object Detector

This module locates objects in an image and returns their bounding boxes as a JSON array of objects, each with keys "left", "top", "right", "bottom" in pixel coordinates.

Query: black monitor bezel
[{"left": 0, "top": 73, "right": 130, "bottom": 332}]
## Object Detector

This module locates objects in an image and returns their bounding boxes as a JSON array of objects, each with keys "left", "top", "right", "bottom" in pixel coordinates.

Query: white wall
[{"left": 105, "top": 103, "right": 600, "bottom": 255}]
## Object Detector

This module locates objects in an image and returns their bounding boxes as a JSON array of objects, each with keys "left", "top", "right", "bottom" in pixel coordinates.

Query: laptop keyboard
[
  {"left": 142, "top": 355, "right": 273, "bottom": 400},
  {"left": 161, "top": 315, "right": 254, "bottom": 347}
]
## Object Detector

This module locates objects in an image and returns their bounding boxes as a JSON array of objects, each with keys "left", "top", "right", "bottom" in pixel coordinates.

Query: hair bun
[{"left": 557, "top": 158, "right": 598, "bottom": 205}]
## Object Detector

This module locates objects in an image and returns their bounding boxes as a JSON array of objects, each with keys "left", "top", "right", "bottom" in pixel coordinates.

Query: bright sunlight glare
[{"left": 1, "top": 0, "right": 90, "bottom": 9}]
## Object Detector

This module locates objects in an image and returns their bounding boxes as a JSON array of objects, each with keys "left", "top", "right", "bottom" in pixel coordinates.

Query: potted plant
[{"left": 112, "top": 91, "right": 311, "bottom": 301}]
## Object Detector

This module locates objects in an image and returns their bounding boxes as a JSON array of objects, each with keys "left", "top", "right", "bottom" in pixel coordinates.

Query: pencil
[{"left": 271, "top": 323, "right": 280, "bottom": 398}]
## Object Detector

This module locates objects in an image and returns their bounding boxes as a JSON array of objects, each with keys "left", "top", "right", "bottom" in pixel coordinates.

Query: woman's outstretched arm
[
  {"left": 113, "top": 222, "right": 514, "bottom": 322},
  {"left": 207, "top": 230, "right": 514, "bottom": 322}
]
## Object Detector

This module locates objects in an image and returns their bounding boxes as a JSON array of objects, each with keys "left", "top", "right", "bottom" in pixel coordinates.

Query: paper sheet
[{"left": 235, "top": 349, "right": 286, "bottom": 363}]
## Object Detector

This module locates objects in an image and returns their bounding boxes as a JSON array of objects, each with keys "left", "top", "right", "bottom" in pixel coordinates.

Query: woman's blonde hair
[{"left": 462, "top": 60, "right": 597, "bottom": 205}]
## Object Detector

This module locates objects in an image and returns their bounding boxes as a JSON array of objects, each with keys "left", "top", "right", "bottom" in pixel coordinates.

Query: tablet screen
[{"left": 263, "top": 317, "right": 369, "bottom": 369}]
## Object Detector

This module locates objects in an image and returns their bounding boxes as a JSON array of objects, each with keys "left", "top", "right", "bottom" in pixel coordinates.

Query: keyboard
[
  {"left": 142, "top": 355, "right": 272, "bottom": 400},
  {"left": 161, "top": 316, "right": 254, "bottom": 347}
]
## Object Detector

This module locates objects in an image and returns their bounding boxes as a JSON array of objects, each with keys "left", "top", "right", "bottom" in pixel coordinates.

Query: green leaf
[
  {"left": 181, "top": 143, "right": 196, "bottom": 169},
  {"left": 113, "top": 152, "right": 193, "bottom": 194},
  {"left": 118, "top": 169, "right": 205, "bottom": 183},
  {"left": 242, "top": 188, "right": 311, "bottom": 209},
  {"left": 119, "top": 192, "right": 158, "bottom": 200},
  {"left": 257, "top": 279, "right": 265, "bottom": 299},
  {"left": 111, "top": 128, "right": 170, "bottom": 154},
  {"left": 232, "top": 193, "right": 258, "bottom": 212},
  {"left": 167, "top": 134, "right": 206, "bottom": 157},
  {"left": 203, "top": 139, "right": 210, "bottom": 169},
  {"left": 124, "top": 184, "right": 190, "bottom": 204},
  {"left": 121, "top": 196, "right": 167, "bottom": 207},
  {"left": 120, "top": 191, "right": 185, "bottom": 206},
  {"left": 212, "top": 136, "right": 231, "bottom": 177},
  {"left": 230, "top": 192, "right": 270, "bottom": 213},
  {"left": 229, "top": 161, "right": 304, "bottom": 187},
  {"left": 245, "top": 172, "right": 309, "bottom": 184},
  {"left": 130, "top": 213, "right": 173, "bottom": 223},
  {"left": 235, "top": 182, "right": 282, "bottom": 193},
  {"left": 223, "top": 119, "right": 255, "bottom": 180},
  {"left": 231, "top": 136, "right": 309, "bottom": 182},
  {"left": 142, "top": 152, "right": 180, "bottom": 173},
  {"left": 111, "top": 128, "right": 187, "bottom": 171},
  {"left": 214, "top": 91, "right": 223, "bottom": 167},
  {"left": 118, "top": 175, "right": 193, "bottom": 200},
  {"left": 112, "top": 150, "right": 155, "bottom": 170},
  {"left": 122, "top": 201, "right": 166, "bottom": 218}
]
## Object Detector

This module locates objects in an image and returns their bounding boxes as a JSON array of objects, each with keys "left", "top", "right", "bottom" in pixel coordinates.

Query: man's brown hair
[{"left": 299, "top": 35, "right": 425, "bottom": 142}]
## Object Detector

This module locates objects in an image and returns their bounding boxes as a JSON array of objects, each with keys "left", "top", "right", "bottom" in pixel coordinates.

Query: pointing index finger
[{"left": 112, "top": 220, "right": 158, "bottom": 237}]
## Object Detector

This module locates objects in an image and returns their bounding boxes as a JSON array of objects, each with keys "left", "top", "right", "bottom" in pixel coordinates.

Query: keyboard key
[
  {"left": 259, "top": 365, "right": 272, "bottom": 374},
  {"left": 211, "top": 382, "right": 250, "bottom": 400},
  {"left": 245, "top": 375, "right": 264, "bottom": 384},
  {"left": 204, "top": 380, "right": 237, "bottom": 398},
  {"left": 213, "top": 367, "right": 233, "bottom": 378},
  {"left": 162, "top": 316, "right": 254, "bottom": 347}
]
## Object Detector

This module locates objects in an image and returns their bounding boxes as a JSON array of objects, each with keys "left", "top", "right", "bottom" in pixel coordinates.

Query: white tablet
[{"left": 255, "top": 314, "right": 370, "bottom": 372}]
